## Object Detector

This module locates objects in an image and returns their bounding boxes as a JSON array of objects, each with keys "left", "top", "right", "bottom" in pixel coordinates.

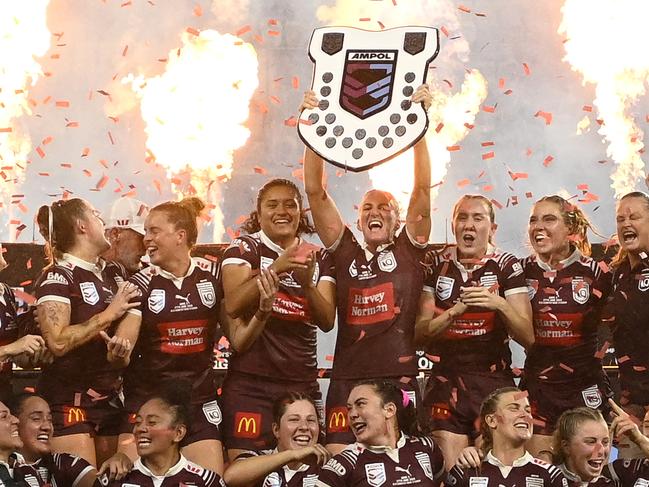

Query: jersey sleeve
[
  {"left": 419, "top": 436, "right": 446, "bottom": 481},
  {"left": 316, "top": 452, "right": 354, "bottom": 487},
  {"left": 126, "top": 268, "right": 151, "bottom": 317},
  {"left": 445, "top": 465, "right": 472, "bottom": 487},
  {"left": 499, "top": 253, "right": 528, "bottom": 297},
  {"left": 35, "top": 265, "right": 73, "bottom": 305},
  {"left": 317, "top": 249, "right": 336, "bottom": 284},
  {"left": 221, "top": 236, "right": 260, "bottom": 269},
  {"left": 53, "top": 453, "right": 96, "bottom": 486},
  {"left": 607, "top": 458, "right": 649, "bottom": 486}
]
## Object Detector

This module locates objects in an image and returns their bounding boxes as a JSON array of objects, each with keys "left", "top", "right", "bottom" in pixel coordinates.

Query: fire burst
[
  {"left": 125, "top": 29, "right": 258, "bottom": 241},
  {"left": 560, "top": 0, "right": 649, "bottom": 197},
  {"left": 368, "top": 70, "right": 487, "bottom": 213},
  {"left": 0, "top": 1, "right": 50, "bottom": 239}
]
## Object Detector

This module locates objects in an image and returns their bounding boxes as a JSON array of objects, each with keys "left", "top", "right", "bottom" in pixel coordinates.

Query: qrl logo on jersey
[
  {"left": 572, "top": 278, "right": 590, "bottom": 304},
  {"left": 365, "top": 463, "right": 387, "bottom": 487},
  {"left": 80, "top": 282, "right": 100, "bottom": 305},
  {"left": 148, "top": 289, "right": 165, "bottom": 314},
  {"left": 581, "top": 385, "right": 602, "bottom": 409},
  {"left": 639, "top": 273, "right": 649, "bottom": 292},
  {"left": 377, "top": 250, "right": 397, "bottom": 272},
  {"left": 202, "top": 400, "right": 222, "bottom": 426},
  {"left": 435, "top": 276, "right": 455, "bottom": 301},
  {"left": 196, "top": 281, "right": 216, "bottom": 308}
]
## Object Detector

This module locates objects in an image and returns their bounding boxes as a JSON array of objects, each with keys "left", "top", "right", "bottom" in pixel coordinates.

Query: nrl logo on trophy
[{"left": 299, "top": 26, "right": 439, "bottom": 172}]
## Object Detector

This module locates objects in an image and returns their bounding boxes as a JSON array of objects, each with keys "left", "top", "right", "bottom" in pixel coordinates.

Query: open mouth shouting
[
  {"left": 621, "top": 229, "right": 638, "bottom": 246},
  {"left": 351, "top": 420, "right": 367, "bottom": 437},
  {"left": 367, "top": 219, "right": 383, "bottom": 231}
]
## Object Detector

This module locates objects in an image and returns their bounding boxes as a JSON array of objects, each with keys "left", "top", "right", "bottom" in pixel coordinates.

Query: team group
[{"left": 0, "top": 85, "right": 646, "bottom": 486}]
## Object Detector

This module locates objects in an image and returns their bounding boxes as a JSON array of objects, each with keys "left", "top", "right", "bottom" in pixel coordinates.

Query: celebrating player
[
  {"left": 447, "top": 387, "right": 567, "bottom": 487},
  {"left": 34, "top": 199, "right": 140, "bottom": 465},
  {"left": 0, "top": 401, "right": 24, "bottom": 485},
  {"left": 105, "top": 198, "right": 225, "bottom": 472},
  {"left": 416, "top": 194, "right": 533, "bottom": 466},
  {"left": 0, "top": 244, "right": 47, "bottom": 401},
  {"left": 301, "top": 86, "right": 433, "bottom": 453},
  {"left": 9, "top": 392, "right": 132, "bottom": 486},
  {"left": 522, "top": 195, "right": 612, "bottom": 459},
  {"left": 316, "top": 380, "right": 445, "bottom": 487},
  {"left": 224, "top": 392, "right": 330, "bottom": 487},
  {"left": 102, "top": 197, "right": 149, "bottom": 275},
  {"left": 604, "top": 191, "right": 649, "bottom": 422},
  {"left": 220, "top": 178, "right": 335, "bottom": 459},
  {"left": 110, "top": 387, "right": 225, "bottom": 487}
]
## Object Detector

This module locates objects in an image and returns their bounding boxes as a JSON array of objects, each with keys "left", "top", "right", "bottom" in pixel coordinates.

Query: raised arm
[
  {"left": 37, "top": 282, "right": 140, "bottom": 358},
  {"left": 405, "top": 85, "right": 433, "bottom": 243},
  {"left": 301, "top": 91, "right": 344, "bottom": 248}
]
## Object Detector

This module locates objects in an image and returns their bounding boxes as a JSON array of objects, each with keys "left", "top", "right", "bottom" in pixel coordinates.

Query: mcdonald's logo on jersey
[
  {"left": 327, "top": 407, "right": 349, "bottom": 433},
  {"left": 63, "top": 406, "right": 87, "bottom": 426},
  {"left": 234, "top": 412, "right": 261, "bottom": 439}
]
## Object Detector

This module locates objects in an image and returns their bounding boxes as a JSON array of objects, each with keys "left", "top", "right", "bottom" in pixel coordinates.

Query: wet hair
[
  {"left": 534, "top": 195, "right": 594, "bottom": 256},
  {"left": 240, "top": 178, "right": 314, "bottom": 235},
  {"left": 552, "top": 407, "right": 607, "bottom": 465},
  {"left": 353, "top": 379, "right": 423, "bottom": 437},
  {"left": 478, "top": 386, "right": 522, "bottom": 456},
  {"left": 36, "top": 198, "right": 90, "bottom": 261},
  {"left": 150, "top": 197, "right": 205, "bottom": 248},
  {"left": 452, "top": 195, "right": 496, "bottom": 245},
  {"left": 611, "top": 191, "right": 649, "bottom": 268},
  {"left": 145, "top": 382, "right": 192, "bottom": 436},
  {"left": 272, "top": 391, "right": 319, "bottom": 426},
  {"left": 5, "top": 392, "right": 47, "bottom": 417}
]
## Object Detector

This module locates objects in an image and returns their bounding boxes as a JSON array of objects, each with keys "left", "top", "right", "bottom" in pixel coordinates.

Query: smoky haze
[{"left": 6, "top": 0, "right": 648, "bottom": 253}]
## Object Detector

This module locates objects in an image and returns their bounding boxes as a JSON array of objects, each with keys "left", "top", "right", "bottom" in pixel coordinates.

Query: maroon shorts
[
  {"left": 524, "top": 373, "right": 613, "bottom": 435},
  {"left": 325, "top": 376, "right": 420, "bottom": 445},
  {"left": 43, "top": 388, "right": 125, "bottom": 437},
  {"left": 220, "top": 372, "right": 322, "bottom": 450},
  {"left": 423, "top": 368, "right": 514, "bottom": 439},
  {"left": 119, "top": 397, "right": 222, "bottom": 444}
]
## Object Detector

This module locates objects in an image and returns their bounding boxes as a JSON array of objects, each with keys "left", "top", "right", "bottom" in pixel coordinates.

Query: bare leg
[
  {"left": 528, "top": 434, "right": 554, "bottom": 462},
  {"left": 51, "top": 433, "right": 97, "bottom": 466},
  {"left": 116, "top": 432, "right": 138, "bottom": 461},
  {"left": 432, "top": 430, "right": 469, "bottom": 469},
  {"left": 183, "top": 439, "right": 224, "bottom": 475},
  {"left": 95, "top": 435, "right": 118, "bottom": 466}
]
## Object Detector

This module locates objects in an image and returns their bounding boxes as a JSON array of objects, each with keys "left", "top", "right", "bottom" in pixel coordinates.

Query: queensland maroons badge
[{"left": 299, "top": 26, "right": 439, "bottom": 171}]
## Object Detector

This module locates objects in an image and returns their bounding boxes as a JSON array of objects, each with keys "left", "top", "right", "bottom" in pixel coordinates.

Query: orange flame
[
  {"left": 0, "top": 1, "right": 50, "bottom": 239},
  {"left": 560, "top": 0, "right": 648, "bottom": 197},
  {"left": 124, "top": 29, "right": 258, "bottom": 240}
]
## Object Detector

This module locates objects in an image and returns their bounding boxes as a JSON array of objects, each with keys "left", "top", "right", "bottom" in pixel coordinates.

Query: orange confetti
[
  {"left": 457, "top": 178, "right": 470, "bottom": 188},
  {"left": 543, "top": 155, "right": 554, "bottom": 167},
  {"left": 236, "top": 25, "right": 251, "bottom": 36},
  {"left": 193, "top": 4, "right": 203, "bottom": 16},
  {"left": 81, "top": 147, "right": 90, "bottom": 157},
  {"left": 35, "top": 146, "right": 45, "bottom": 159},
  {"left": 483, "top": 104, "right": 496, "bottom": 113},
  {"left": 534, "top": 110, "right": 553, "bottom": 125},
  {"left": 253, "top": 166, "right": 267, "bottom": 175},
  {"left": 122, "top": 45, "right": 129, "bottom": 56},
  {"left": 482, "top": 151, "right": 495, "bottom": 160},
  {"left": 447, "top": 145, "right": 461, "bottom": 151},
  {"left": 458, "top": 4, "right": 471, "bottom": 13},
  {"left": 522, "top": 63, "right": 531, "bottom": 75},
  {"left": 96, "top": 175, "right": 109, "bottom": 190},
  {"left": 292, "top": 76, "right": 299, "bottom": 89}
]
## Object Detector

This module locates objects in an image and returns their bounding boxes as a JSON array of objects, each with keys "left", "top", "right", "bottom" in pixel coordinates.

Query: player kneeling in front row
[
  {"left": 109, "top": 387, "right": 224, "bottom": 487},
  {"left": 317, "top": 380, "right": 445, "bottom": 487}
]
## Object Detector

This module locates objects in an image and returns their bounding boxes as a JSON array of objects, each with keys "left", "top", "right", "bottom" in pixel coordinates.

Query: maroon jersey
[
  {"left": 13, "top": 452, "right": 96, "bottom": 487},
  {"left": 446, "top": 452, "right": 568, "bottom": 487},
  {"left": 235, "top": 449, "right": 320, "bottom": 487},
  {"left": 603, "top": 252, "right": 649, "bottom": 402},
  {"left": 221, "top": 231, "right": 334, "bottom": 382},
  {"left": 328, "top": 227, "right": 427, "bottom": 380},
  {"left": 558, "top": 463, "right": 615, "bottom": 487},
  {"left": 0, "top": 284, "right": 19, "bottom": 396},
  {"left": 125, "top": 258, "right": 222, "bottom": 407},
  {"left": 422, "top": 247, "right": 527, "bottom": 369},
  {"left": 605, "top": 458, "right": 649, "bottom": 487},
  {"left": 522, "top": 250, "right": 611, "bottom": 381},
  {"left": 316, "top": 435, "right": 445, "bottom": 487},
  {"left": 110, "top": 456, "right": 224, "bottom": 487},
  {"left": 34, "top": 255, "right": 128, "bottom": 393}
]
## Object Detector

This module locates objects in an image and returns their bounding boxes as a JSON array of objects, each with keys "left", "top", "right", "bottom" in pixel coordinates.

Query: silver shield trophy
[{"left": 299, "top": 26, "right": 439, "bottom": 172}]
